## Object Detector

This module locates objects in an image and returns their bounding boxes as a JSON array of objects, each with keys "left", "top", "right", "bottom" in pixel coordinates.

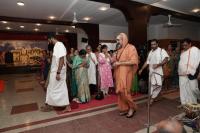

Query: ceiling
[
  {"left": 132, "top": 0, "right": 200, "bottom": 16},
  {"left": 0, "top": 0, "right": 126, "bottom": 26},
  {"left": 0, "top": 0, "right": 199, "bottom": 33}
]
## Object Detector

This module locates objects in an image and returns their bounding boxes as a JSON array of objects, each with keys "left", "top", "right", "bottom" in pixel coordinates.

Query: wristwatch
[{"left": 57, "top": 72, "right": 60, "bottom": 74}]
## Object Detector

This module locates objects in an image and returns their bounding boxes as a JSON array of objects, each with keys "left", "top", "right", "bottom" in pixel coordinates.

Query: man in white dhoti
[
  {"left": 139, "top": 39, "right": 169, "bottom": 105},
  {"left": 178, "top": 38, "right": 200, "bottom": 105},
  {"left": 86, "top": 45, "right": 98, "bottom": 95},
  {"left": 41, "top": 35, "right": 71, "bottom": 112}
]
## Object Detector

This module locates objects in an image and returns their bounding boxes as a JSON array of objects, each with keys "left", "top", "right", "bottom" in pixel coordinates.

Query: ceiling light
[
  {"left": 17, "top": 1, "right": 25, "bottom": 6},
  {"left": 2, "top": 21, "right": 7, "bottom": 24},
  {"left": 83, "top": 17, "right": 91, "bottom": 21},
  {"left": 20, "top": 25, "right": 24, "bottom": 28},
  {"left": 71, "top": 26, "right": 75, "bottom": 28},
  {"left": 65, "top": 29, "right": 69, "bottom": 33},
  {"left": 6, "top": 27, "right": 11, "bottom": 30},
  {"left": 162, "top": 0, "right": 167, "bottom": 1},
  {"left": 36, "top": 23, "right": 41, "bottom": 26},
  {"left": 34, "top": 28, "right": 39, "bottom": 31},
  {"left": 99, "top": 6, "right": 108, "bottom": 11},
  {"left": 49, "top": 16, "right": 56, "bottom": 20},
  {"left": 192, "top": 8, "right": 200, "bottom": 13}
]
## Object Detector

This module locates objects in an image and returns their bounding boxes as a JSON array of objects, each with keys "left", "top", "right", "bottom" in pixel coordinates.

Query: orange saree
[{"left": 115, "top": 44, "right": 138, "bottom": 111}]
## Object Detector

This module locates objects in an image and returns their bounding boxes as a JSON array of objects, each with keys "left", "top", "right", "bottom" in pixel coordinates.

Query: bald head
[{"left": 156, "top": 119, "right": 186, "bottom": 133}]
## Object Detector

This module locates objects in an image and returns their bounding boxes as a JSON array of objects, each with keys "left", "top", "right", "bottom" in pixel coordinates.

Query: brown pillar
[
  {"left": 111, "top": 0, "right": 150, "bottom": 49},
  {"left": 128, "top": 16, "right": 149, "bottom": 48},
  {"left": 78, "top": 23, "right": 99, "bottom": 50}
]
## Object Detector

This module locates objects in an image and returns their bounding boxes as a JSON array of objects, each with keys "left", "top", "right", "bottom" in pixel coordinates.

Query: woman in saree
[{"left": 73, "top": 49, "right": 91, "bottom": 103}]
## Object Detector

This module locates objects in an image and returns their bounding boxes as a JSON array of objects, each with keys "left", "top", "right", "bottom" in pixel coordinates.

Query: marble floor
[{"left": 0, "top": 73, "right": 193, "bottom": 133}]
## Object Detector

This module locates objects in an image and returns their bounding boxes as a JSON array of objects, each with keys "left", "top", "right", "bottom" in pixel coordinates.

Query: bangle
[{"left": 57, "top": 72, "right": 60, "bottom": 74}]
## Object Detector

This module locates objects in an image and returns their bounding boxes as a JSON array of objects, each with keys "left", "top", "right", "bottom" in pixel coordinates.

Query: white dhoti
[
  {"left": 45, "top": 41, "right": 69, "bottom": 107},
  {"left": 178, "top": 46, "right": 200, "bottom": 105},
  {"left": 147, "top": 47, "right": 169, "bottom": 99},
  {"left": 179, "top": 76, "right": 200, "bottom": 105},
  {"left": 46, "top": 70, "right": 69, "bottom": 106},
  {"left": 150, "top": 72, "right": 163, "bottom": 99}
]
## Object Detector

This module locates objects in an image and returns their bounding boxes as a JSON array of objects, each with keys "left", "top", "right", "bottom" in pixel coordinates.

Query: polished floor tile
[{"left": 11, "top": 103, "right": 38, "bottom": 115}]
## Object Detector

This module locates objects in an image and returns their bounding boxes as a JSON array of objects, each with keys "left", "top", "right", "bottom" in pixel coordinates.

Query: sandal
[
  {"left": 119, "top": 111, "right": 128, "bottom": 116},
  {"left": 40, "top": 105, "right": 54, "bottom": 112},
  {"left": 126, "top": 110, "right": 136, "bottom": 118}
]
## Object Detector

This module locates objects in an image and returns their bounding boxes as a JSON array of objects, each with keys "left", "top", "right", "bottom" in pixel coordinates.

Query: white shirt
[
  {"left": 178, "top": 46, "right": 200, "bottom": 76},
  {"left": 50, "top": 41, "right": 67, "bottom": 73},
  {"left": 86, "top": 52, "right": 98, "bottom": 84},
  {"left": 147, "top": 47, "right": 169, "bottom": 75}
]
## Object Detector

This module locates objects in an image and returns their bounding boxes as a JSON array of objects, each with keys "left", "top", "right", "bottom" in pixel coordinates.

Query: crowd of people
[{"left": 37, "top": 33, "right": 200, "bottom": 121}]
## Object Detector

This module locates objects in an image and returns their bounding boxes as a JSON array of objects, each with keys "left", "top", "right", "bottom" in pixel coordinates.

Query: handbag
[
  {"left": 186, "top": 48, "right": 199, "bottom": 80},
  {"left": 95, "top": 90, "right": 104, "bottom": 100},
  {"left": 188, "top": 63, "right": 200, "bottom": 80}
]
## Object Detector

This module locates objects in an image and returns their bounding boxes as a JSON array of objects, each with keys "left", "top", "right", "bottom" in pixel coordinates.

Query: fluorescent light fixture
[
  {"left": 71, "top": 26, "right": 75, "bottom": 28},
  {"left": 20, "top": 25, "right": 25, "bottom": 28},
  {"left": 6, "top": 27, "right": 11, "bottom": 30},
  {"left": 2, "top": 21, "right": 7, "bottom": 24},
  {"left": 192, "top": 8, "right": 200, "bottom": 13},
  {"left": 17, "top": 1, "right": 25, "bottom": 6},
  {"left": 49, "top": 16, "right": 56, "bottom": 19},
  {"left": 65, "top": 29, "right": 69, "bottom": 33},
  {"left": 34, "top": 28, "right": 39, "bottom": 31},
  {"left": 36, "top": 23, "right": 41, "bottom": 26},
  {"left": 99, "top": 6, "right": 108, "bottom": 11},
  {"left": 83, "top": 17, "right": 91, "bottom": 21}
]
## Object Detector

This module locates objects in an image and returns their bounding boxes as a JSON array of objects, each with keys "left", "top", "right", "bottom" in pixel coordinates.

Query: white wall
[
  {"left": 148, "top": 20, "right": 200, "bottom": 41},
  {"left": 99, "top": 24, "right": 128, "bottom": 40},
  {"left": 99, "top": 24, "right": 128, "bottom": 51},
  {"left": 76, "top": 28, "right": 88, "bottom": 51}
]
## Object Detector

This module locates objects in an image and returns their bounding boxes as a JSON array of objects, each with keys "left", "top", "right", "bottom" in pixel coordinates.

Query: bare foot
[{"left": 61, "top": 106, "right": 71, "bottom": 113}]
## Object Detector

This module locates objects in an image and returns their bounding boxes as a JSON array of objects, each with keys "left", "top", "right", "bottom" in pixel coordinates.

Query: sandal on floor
[
  {"left": 126, "top": 110, "right": 136, "bottom": 118},
  {"left": 150, "top": 99, "right": 154, "bottom": 105},
  {"left": 40, "top": 105, "right": 54, "bottom": 112},
  {"left": 119, "top": 111, "right": 128, "bottom": 116}
]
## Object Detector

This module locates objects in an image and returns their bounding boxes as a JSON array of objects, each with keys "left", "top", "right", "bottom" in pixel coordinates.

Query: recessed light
[
  {"left": 36, "top": 23, "right": 41, "bottom": 26},
  {"left": 83, "top": 17, "right": 91, "bottom": 21},
  {"left": 6, "top": 27, "right": 11, "bottom": 30},
  {"left": 2, "top": 21, "right": 7, "bottom": 24},
  {"left": 34, "top": 28, "right": 39, "bottom": 31},
  {"left": 17, "top": 1, "right": 25, "bottom": 6},
  {"left": 99, "top": 6, "right": 108, "bottom": 11},
  {"left": 65, "top": 29, "right": 69, "bottom": 33},
  {"left": 71, "top": 26, "right": 75, "bottom": 28},
  {"left": 192, "top": 8, "right": 200, "bottom": 13},
  {"left": 49, "top": 16, "right": 56, "bottom": 20},
  {"left": 20, "top": 25, "right": 24, "bottom": 28}
]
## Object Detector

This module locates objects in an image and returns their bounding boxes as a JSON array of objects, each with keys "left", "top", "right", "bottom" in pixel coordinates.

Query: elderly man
[
  {"left": 86, "top": 45, "right": 98, "bottom": 95},
  {"left": 155, "top": 119, "right": 186, "bottom": 133},
  {"left": 178, "top": 38, "right": 200, "bottom": 105}
]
